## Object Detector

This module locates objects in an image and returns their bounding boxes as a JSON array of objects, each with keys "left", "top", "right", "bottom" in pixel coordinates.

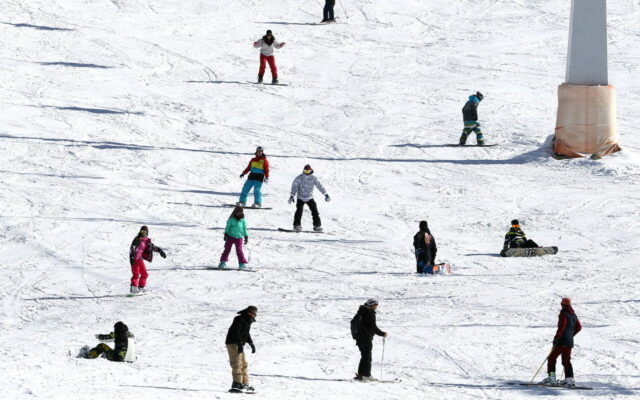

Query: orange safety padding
[{"left": 553, "top": 83, "right": 621, "bottom": 158}]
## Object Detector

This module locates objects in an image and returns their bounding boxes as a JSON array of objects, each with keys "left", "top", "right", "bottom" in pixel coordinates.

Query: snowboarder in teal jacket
[{"left": 218, "top": 206, "right": 249, "bottom": 269}]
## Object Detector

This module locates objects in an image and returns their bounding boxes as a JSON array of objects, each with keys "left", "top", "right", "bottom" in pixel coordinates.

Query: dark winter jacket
[
  {"left": 97, "top": 322, "right": 134, "bottom": 362},
  {"left": 225, "top": 309, "right": 255, "bottom": 352},
  {"left": 462, "top": 95, "right": 481, "bottom": 122},
  {"left": 554, "top": 306, "right": 582, "bottom": 348},
  {"left": 503, "top": 228, "right": 527, "bottom": 249},
  {"left": 355, "top": 305, "right": 386, "bottom": 343},
  {"left": 129, "top": 236, "right": 164, "bottom": 266},
  {"left": 413, "top": 230, "right": 437, "bottom": 265}
]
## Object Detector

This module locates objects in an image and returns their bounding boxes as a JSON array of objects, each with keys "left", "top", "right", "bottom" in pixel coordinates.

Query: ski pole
[
  {"left": 337, "top": 0, "right": 349, "bottom": 19},
  {"left": 530, "top": 346, "right": 554, "bottom": 383},
  {"left": 380, "top": 337, "right": 386, "bottom": 380}
]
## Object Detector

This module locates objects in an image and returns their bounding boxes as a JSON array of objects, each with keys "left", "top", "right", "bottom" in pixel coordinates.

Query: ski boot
[
  {"left": 252, "top": 203, "right": 261, "bottom": 209},
  {"left": 138, "top": 287, "right": 147, "bottom": 294},
  {"left": 313, "top": 226, "right": 323, "bottom": 232},
  {"left": 540, "top": 372, "right": 557, "bottom": 385},
  {"left": 257, "top": 75, "right": 263, "bottom": 84},
  {"left": 459, "top": 133, "right": 468, "bottom": 145},
  {"left": 559, "top": 377, "right": 575, "bottom": 387},
  {"left": 130, "top": 286, "right": 139, "bottom": 294},
  {"left": 272, "top": 77, "right": 279, "bottom": 85},
  {"left": 78, "top": 345, "right": 91, "bottom": 358},
  {"left": 293, "top": 225, "right": 302, "bottom": 232},
  {"left": 218, "top": 261, "right": 227, "bottom": 269},
  {"left": 229, "top": 381, "right": 244, "bottom": 393},
  {"left": 239, "top": 263, "right": 248, "bottom": 270},
  {"left": 236, "top": 202, "right": 246, "bottom": 207},
  {"left": 242, "top": 383, "right": 255, "bottom": 393}
]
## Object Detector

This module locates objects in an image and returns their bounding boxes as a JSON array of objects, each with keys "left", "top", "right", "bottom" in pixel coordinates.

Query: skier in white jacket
[
  {"left": 289, "top": 164, "right": 330, "bottom": 232},
  {"left": 253, "top": 30, "right": 285, "bottom": 84}
]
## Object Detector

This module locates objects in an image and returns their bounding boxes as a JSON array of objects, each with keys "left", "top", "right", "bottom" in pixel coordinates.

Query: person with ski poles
[
  {"left": 289, "top": 164, "right": 330, "bottom": 232},
  {"left": 322, "top": 0, "right": 336, "bottom": 22},
  {"left": 253, "top": 30, "right": 285, "bottom": 84},
  {"left": 413, "top": 220, "right": 437, "bottom": 273},
  {"left": 218, "top": 206, "right": 249, "bottom": 270},
  {"left": 238, "top": 146, "right": 269, "bottom": 208},
  {"left": 225, "top": 306, "right": 258, "bottom": 393},
  {"left": 351, "top": 299, "right": 388, "bottom": 381},
  {"left": 129, "top": 226, "right": 166, "bottom": 295},
  {"left": 459, "top": 91, "right": 486, "bottom": 145},
  {"left": 540, "top": 298, "right": 582, "bottom": 387}
]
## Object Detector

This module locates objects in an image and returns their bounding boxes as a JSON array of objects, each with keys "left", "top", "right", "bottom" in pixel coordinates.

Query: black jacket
[
  {"left": 413, "top": 230, "right": 437, "bottom": 265},
  {"left": 462, "top": 96, "right": 480, "bottom": 121},
  {"left": 356, "top": 305, "right": 385, "bottom": 343},
  {"left": 503, "top": 227, "right": 527, "bottom": 248},
  {"left": 225, "top": 309, "right": 255, "bottom": 351}
]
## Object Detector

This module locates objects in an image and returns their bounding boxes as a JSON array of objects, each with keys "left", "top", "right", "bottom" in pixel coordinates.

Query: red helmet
[{"left": 561, "top": 297, "right": 571, "bottom": 306}]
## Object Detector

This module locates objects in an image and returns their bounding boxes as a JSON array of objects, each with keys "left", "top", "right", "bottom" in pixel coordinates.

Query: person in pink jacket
[
  {"left": 128, "top": 226, "right": 166, "bottom": 294},
  {"left": 253, "top": 30, "right": 285, "bottom": 84}
]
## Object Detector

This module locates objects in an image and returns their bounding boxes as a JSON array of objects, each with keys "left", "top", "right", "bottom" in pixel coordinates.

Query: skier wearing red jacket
[{"left": 541, "top": 298, "right": 582, "bottom": 387}]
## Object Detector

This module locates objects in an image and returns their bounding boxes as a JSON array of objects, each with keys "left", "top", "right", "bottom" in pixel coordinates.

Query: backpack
[{"left": 350, "top": 314, "right": 362, "bottom": 340}]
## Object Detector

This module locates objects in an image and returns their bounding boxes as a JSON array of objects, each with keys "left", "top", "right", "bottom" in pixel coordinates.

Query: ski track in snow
[{"left": 0, "top": 0, "right": 639, "bottom": 398}]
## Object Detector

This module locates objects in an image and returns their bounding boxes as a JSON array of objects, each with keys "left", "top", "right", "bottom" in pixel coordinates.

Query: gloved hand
[
  {"left": 237, "top": 344, "right": 244, "bottom": 354},
  {"left": 288, "top": 196, "right": 295, "bottom": 204},
  {"left": 244, "top": 237, "right": 248, "bottom": 245},
  {"left": 325, "top": 194, "right": 331, "bottom": 202},
  {"left": 264, "top": 178, "right": 269, "bottom": 183},
  {"left": 159, "top": 248, "right": 167, "bottom": 259},
  {"left": 224, "top": 233, "right": 229, "bottom": 241},
  {"left": 249, "top": 343, "right": 256, "bottom": 353},
  {"left": 240, "top": 173, "right": 245, "bottom": 178},
  {"left": 553, "top": 338, "right": 559, "bottom": 346}
]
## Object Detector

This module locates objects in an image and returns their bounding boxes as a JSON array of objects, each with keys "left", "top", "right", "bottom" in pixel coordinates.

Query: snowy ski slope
[{"left": 1, "top": 0, "right": 639, "bottom": 398}]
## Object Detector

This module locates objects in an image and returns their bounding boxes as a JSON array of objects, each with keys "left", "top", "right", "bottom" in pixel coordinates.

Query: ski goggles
[{"left": 303, "top": 169, "right": 312, "bottom": 175}]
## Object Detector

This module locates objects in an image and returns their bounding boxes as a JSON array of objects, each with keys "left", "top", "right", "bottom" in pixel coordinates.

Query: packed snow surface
[{"left": 1, "top": 0, "right": 639, "bottom": 399}]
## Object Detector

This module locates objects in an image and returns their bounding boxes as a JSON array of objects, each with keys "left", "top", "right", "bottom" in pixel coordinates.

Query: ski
[
  {"left": 278, "top": 228, "right": 325, "bottom": 234},
  {"left": 445, "top": 144, "right": 498, "bottom": 147},
  {"left": 510, "top": 382, "right": 592, "bottom": 390},
  {"left": 223, "top": 204, "right": 273, "bottom": 210},
  {"left": 500, "top": 246, "right": 558, "bottom": 257}
]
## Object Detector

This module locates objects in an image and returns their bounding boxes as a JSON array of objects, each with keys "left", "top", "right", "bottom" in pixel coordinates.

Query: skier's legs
[
  {"left": 258, "top": 55, "right": 267, "bottom": 77},
  {"left": 226, "top": 344, "right": 245, "bottom": 383},
  {"left": 323, "top": 3, "right": 330, "bottom": 20},
  {"left": 234, "top": 238, "right": 248, "bottom": 264},
  {"left": 329, "top": 2, "right": 335, "bottom": 20},
  {"left": 252, "top": 181, "right": 263, "bottom": 204},
  {"left": 307, "top": 199, "right": 322, "bottom": 227},
  {"left": 293, "top": 199, "right": 305, "bottom": 226},
  {"left": 130, "top": 259, "right": 144, "bottom": 287},
  {"left": 265, "top": 56, "right": 278, "bottom": 79},
  {"left": 220, "top": 238, "right": 235, "bottom": 262},
  {"left": 560, "top": 347, "right": 573, "bottom": 378},
  {"left": 138, "top": 260, "right": 149, "bottom": 288},
  {"left": 240, "top": 180, "right": 256, "bottom": 204},
  {"left": 89, "top": 343, "right": 113, "bottom": 359},
  {"left": 547, "top": 346, "right": 562, "bottom": 373},
  {"left": 357, "top": 340, "right": 373, "bottom": 376}
]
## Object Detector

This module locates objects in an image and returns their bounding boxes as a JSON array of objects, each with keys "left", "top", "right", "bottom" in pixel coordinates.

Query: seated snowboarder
[
  {"left": 79, "top": 321, "right": 136, "bottom": 362},
  {"left": 503, "top": 219, "right": 539, "bottom": 250},
  {"left": 413, "top": 220, "right": 437, "bottom": 273},
  {"left": 459, "top": 91, "right": 485, "bottom": 145}
]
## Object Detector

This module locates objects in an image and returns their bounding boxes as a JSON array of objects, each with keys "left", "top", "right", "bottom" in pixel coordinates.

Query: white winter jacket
[
  {"left": 254, "top": 38, "right": 284, "bottom": 56},
  {"left": 290, "top": 174, "right": 327, "bottom": 202}
]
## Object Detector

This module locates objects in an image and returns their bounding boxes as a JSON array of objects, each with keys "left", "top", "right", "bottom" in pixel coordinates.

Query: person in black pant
[
  {"left": 353, "top": 299, "right": 387, "bottom": 381},
  {"left": 322, "top": 0, "right": 336, "bottom": 22},
  {"left": 289, "top": 165, "right": 330, "bottom": 232},
  {"left": 413, "top": 220, "right": 437, "bottom": 273}
]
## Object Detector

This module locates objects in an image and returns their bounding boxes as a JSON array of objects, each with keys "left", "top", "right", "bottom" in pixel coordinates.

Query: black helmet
[
  {"left": 511, "top": 219, "right": 519, "bottom": 226},
  {"left": 476, "top": 91, "right": 484, "bottom": 101}
]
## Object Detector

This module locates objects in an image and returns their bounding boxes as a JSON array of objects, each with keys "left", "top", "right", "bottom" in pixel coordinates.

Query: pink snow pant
[
  {"left": 259, "top": 54, "right": 277, "bottom": 78},
  {"left": 130, "top": 259, "right": 149, "bottom": 288},
  {"left": 220, "top": 237, "right": 248, "bottom": 264}
]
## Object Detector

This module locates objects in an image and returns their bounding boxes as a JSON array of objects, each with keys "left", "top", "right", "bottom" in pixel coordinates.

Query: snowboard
[
  {"left": 353, "top": 376, "right": 402, "bottom": 383},
  {"left": 206, "top": 266, "right": 258, "bottom": 272},
  {"left": 510, "top": 382, "right": 592, "bottom": 390},
  {"left": 229, "top": 388, "right": 256, "bottom": 394},
  {"left": 445, "top": 144, "right": 498, "bottom": 147},
  {"left": 249, "top": 81, "right": 288, "bottom": 86},
  {"left": 224, "top": 204, "right": 273, "bottom": 210},
  {"left": 500, "top": 246, "right": 558, "bottom": 257},
  {"left": 126, "top": 291, "right": 149, "bottom": 298},
  {"left": 422, "top": 263, "right": 451, "bottom": 275},
  {"left": 278, "top": 228, "right": 325, "bottom": 233}
]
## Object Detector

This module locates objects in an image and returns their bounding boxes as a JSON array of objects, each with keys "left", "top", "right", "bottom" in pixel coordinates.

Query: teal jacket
[{"left": 226, "top": 217, "right": 248, "bottom": 239}]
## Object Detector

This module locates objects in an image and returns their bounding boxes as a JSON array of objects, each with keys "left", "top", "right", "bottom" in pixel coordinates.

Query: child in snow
[
  {"left": 253, "top": 30, "right": 285, "bottom": 84},
  {"left": 460, "top": 91, "right": 485, "bottom": 145},
  {"left": 129, "top": 226, "right": 166, "bottom": 295},
  {"left": 503, "top": 219, "right": 539, "bottom": 250},
  {"left": 413, "top": 220, "right": 437, "bottom": 273},
  {"left": 322, "top": 0, "right": 336, "bottom": 22},
  {"left": 218, "top": 206, "right": 249, "bottom": 269},
  {"left": 540, "top": 298, "right": 582, "bottom": 387},
  {"left": 225, "top": 306, "right": 258, "bottom": 393},
  {"left": 289, "top": 164, "right": 330, "bottom": 232},
  {"left": 80, "top": 321, "right": 136, "bottom": 362},
  {"left": 238, "top": 146, "right": 269, "bottom": 208}
]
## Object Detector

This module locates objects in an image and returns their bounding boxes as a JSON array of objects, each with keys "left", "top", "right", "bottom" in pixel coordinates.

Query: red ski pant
[
  {"left": 130, "top": 259, "right": 149, "bottom": 288},
  {"left": 258, "top": 54, "right": 278, "bottom": 78},
  {"left": 547, "top": 346, "right": 573, "bottom": 377}
]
